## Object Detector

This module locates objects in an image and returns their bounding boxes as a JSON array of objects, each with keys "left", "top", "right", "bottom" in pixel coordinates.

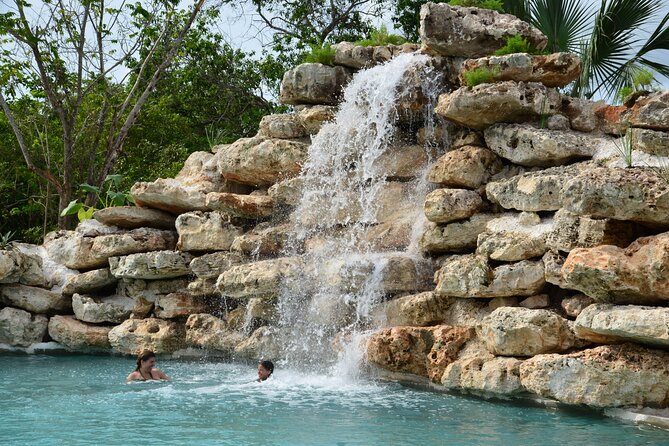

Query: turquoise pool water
[{"left": 0, "top": 355, "right": 667, "bottom": 445}]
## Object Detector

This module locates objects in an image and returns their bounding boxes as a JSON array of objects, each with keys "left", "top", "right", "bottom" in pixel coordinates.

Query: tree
[{"left": 0, "top": 0, "right": 207, "bottom": 228}]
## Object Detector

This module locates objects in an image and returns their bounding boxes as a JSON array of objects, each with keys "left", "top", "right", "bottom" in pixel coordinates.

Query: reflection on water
[{"left": 0, "top": 355, "right": 667, "bottom": 446}]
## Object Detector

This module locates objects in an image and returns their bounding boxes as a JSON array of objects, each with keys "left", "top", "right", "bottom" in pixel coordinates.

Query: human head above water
[
  {"left": 258, "top": 360, "right": 274, "bottom": 381},
  {"left": 135, "top": 350, "right": 156, "bottom": 371}
]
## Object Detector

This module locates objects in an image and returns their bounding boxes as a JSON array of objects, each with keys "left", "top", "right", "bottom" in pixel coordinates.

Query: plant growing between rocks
[
  {"left": 613, "top": 127, "right": 635, "bottom": 168},
  {"left": 448, "top": 0, "right": 504, "bottom": 11},
  {"left": 462, "top": 66, "right": 501, "bottom": 87},
  {"left": 494, "top": 34, "right": 546, "bottom": 56},
  {"left": 615, "top": 68, "right": 659, "bottom": 102},
  {"left": 60, "top": 175, "right": 135, "bottom": 222},
  {"left": 304, "top": 43, "right": 337, "bottom": 65},
  {"left": 0, "top": 230, "right": 18, "bottom": 250},
  {"left": 355, "top": 25, "right": 407, "bottom": 47}
]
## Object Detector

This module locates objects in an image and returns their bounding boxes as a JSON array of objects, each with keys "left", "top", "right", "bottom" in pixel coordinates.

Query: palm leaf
[
  {"left": 530, "top": 0, "right": 592, "bottom": 53},
  {"left": 502, "top": 0, "right": 529, "bottom": 21}
]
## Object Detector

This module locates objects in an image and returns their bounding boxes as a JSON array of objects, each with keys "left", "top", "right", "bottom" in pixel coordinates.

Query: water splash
[{"left": 275, "top": 52, "right": 445, "bottom": 373}]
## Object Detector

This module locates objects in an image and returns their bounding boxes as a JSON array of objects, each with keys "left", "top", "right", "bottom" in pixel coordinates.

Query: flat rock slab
[
  {"left": 217, "top": 257, "right": 304, "bottom": 300},
  {"left": 333, "top": 42, "right": 419, "bottom": 69},
  {"left": 206, "top": 192, "right": 274, "bottom": 219},
  {"left": 484, "top": 124, "right": 605, "bottom": 167},
  {"left": 279, "top": 63, "right": 352, "bottom": 105},
  {"left": 384, "top": 292, "right": 490, "bottom": 328},
  {"left": 109, "top": 251, "right": 194, "bottom": 280},
  {"left": 175, "top": 211, "right": 243, "bottom": 252},
  {"left": 93, "top": 206, "right": 175, "bottom": 229},
  {"left": 231, "top": 223, "right": 290, "bottom": 256},
  {"left": 108, "top": 317, "right": 186, "bottom": 355},
  {"left": 476, "top": 212, "right": 553, "bottom": 261},
  {"left": 61, "top": 268, "right": 117, "bottom": 295},
  {"left": 459, "top": 53, "right": 581, "bottom": 88},
  {"left": 623, "top": 90, "right": 669, "bottom": 131},
  {"left": 0, "top": 307, "right": 48, "bottom": 347},
  {"left": 427, "top": 146, "right": 503, "bottom": 189},
  {"left": 424, "top": 188, "right": 484, "bottom": 223},
  {"left": 48, "top": 315, "right": 111, "bottom": 351},
  {"left": 154, "top": 292, "right": 213, "bottom": 319},
  {"left": 420, "top": 4, "right": 546, "bottom": 58},
  {"left": 72, "top": 293, "right": 135, "bottom": 324},
  {"left": 0, "top": 283, "right": 71, "bottom": 314},
  {"left": 420, "top": 214, "right": 496, "bottom": 254},
  {"left": 575, "top": 303, "right": 669, "bottom": 348},
  {"left": 629, "top": 128, "right": 669, "bottom": 156},
  {"left": 520, "top": 343, "right": 669, "bottom": 407},
  {"left": 189, "top": 252, "right": 247, "bottom": 279},
  {"left": 257, "top": 113, "right": 308, "bottom": 139},
  {"left": 185, "top": 313, "right": 243, "bottom": 353},
  {"left": 436, "top": 81, "right": 561, "bottom": 130}
]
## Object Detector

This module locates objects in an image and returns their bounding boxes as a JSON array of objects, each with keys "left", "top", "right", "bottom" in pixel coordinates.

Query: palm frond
[
  {"left": 502, "top": 0, "right": 529, "bottom": 21},
  {"left": 530, "top": 0, "right": 593, "bottom": 53}
]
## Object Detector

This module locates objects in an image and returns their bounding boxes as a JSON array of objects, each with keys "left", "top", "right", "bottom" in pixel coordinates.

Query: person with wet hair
[
  {"left": 257, "top": 360, "right": 274, "bottom": 382},
  {"left": 126, "top": 350, "right": 170, "bottom": 382}
]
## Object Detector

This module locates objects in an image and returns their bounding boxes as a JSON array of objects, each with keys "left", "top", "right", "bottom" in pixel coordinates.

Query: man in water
[{"left": 257, "top": 360, "right": 274, "bottom": 382}]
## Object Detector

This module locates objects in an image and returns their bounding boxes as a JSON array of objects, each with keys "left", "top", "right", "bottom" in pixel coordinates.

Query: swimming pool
[{"left": 0, "top": 355, "right": 666, "bottom": 445}]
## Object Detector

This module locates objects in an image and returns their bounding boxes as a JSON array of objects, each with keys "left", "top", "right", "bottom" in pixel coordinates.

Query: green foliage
[
  {"left": 613, "top": 128, "right": 634, "bottom": 168},
  {"left": 462, "top": 66, "right": 500, "bottom": 87},
  {"left": 355, "top": 25, "right": 407, "bottom": 47},
  {"left": 303, "top": 43, "right": 336, "bottom": 65},
  {"left": 0, "top": 230, "right": 17, "bottom": 250},
  {"left": 494, "top": 35, "right": 545, "bottom": 55},
  {"left": 448, "top": 0, "right": 504, "bottom": 11},
  {"left": 615, "top": 86, "right": 634, "bottom": 102},
  {"left": 60, "top": 175, "right": 135, "bottom": 222}
]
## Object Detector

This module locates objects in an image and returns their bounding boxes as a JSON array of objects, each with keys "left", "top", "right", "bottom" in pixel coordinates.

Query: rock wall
[{"left": 1, "top": 3, "right": 668, "bottom": 412}]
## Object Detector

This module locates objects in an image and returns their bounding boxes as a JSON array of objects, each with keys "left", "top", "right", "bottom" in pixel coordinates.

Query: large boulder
[
  {"left": 332, "top": 42, "right": 419, "bottom": 69},
  {"left": 0, "top": 307, "right": 48, "bottom": 347},
  {"left": 233, "top": 325, "right": 282, "bottom": 361},
  {"left": 109, "top": 251, "right": 193, "bottom": 280},
  {"left": 72, "top": 293, "right": 136, "bottom": 324},
  {"left": 217, "top": 257, "right": 303, "bottom": 300},
  {"left": 427, "top": 146, "right": 503, "bottom": 189},
  {"left": 384, "top": 291, "right": 490, "bottom": 328},
  {"left": 442, "top": 353, "right": 524, "bottom": 396},
  {"left": 0, "top": 250, "right": 22, "bottom": 283},
  {"left": 205, "top": 192, "right": 274, "bottom": 219},
  {"left": 93, "top": 206, "right": 176, "bottom": 229},
  {"left": 479, "top": 307, "right": 575, "bottom": 356},
  {"left": 434, "top": 255, "right": 545, "bottom": 298},
  {"left": 295, "top": 105, "right": 337, "bottom": 135},
  {"left": 629, "top": 128, "right": 669, "bottom": 156},
  {"left": 231, "top": 223, "right": 290, "bottom": 257},
  {"left": 257, "top": 113, "right": 308, "bottom": 139},
  {"left": 189, "top": 252, "right": 247, "bottom": 279},
  {"left": 215, "top": 136, "right": 309, "bottom": 187},
  {"left": 116, "top": 278, "right": 188, "bottom": 318},
  {"left": 436, "top": 82, "right": 561, "bottom": 130},
  {"left": 419, "top": 4, "right": 546, "bottom": 57},
  {"left": 424, "top": 188, "right": 484, "bottom": 223},
  {"left": 419, "top": 214, "right": 496, "bottom": 253},
  {"left": 367, "top": 325, "right": 474, "bottom": 382},
  {"left": 459, "top": 53, "right": 581, "bottom": 88},
  {"left": 44, "top": 227, "right": 177, "bottom": 270},
  {"left": 48, "top": 315, "right": 111, "bottom": 351},
  {"left": 175, "top": 211, "right": 243, "bottom": 252},
  {"left": 520, "top": 344, "right": 669, "bottom": 407},
  {"left": 154, "top": 293, "right": 213, "bottom": 319},
  {"left": 476, "top": 212, "right": 553, "bottom": 261},
  {"left": 561, "top": 167, "right": 669, "bottom": 228},
  {"left": 561, "top": 232, "right": 669, "bottom": 304},
  {"left": 575, "top": 304, "right": 669, "bottom": 348},
  {"left": 483, "top": 124, "right": 605, "bottom": 167},
  {"left": 623, "top": 90, "right": 669, "bottom": 131},
  {"left": 279, "top": 63, "right": 352, "bottom": 105},
  {"left": 108, "top": 318, "right": 186, "bottom": 355},
  {"left": 0, "top": 284, "right": 71, "bottom": 314},
  {"left": 185, "top": 313, "right": 244, "bottom": 354},
  {"left": 486, "top": 162, "right": 592, "bottom": 212},
  {"left": 61, "top": 268, "right": 117, "bottom": 295}
]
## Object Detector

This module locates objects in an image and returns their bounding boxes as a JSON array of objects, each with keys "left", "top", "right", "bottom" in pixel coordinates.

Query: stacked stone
[{"left": 367, "top": 3, "right": 669, "bottom": 410}]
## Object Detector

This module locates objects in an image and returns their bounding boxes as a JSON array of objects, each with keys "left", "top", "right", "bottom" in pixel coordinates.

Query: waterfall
[{"left": 275, "top": 52, "right": 444, "bottom": 372}]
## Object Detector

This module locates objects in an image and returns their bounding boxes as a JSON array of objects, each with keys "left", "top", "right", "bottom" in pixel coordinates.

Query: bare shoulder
[
  {"left": 153, "top": 368, "right": 170, "bottom": 380},
  {"left": 126, "top": 371, "right": 142, "bottom": 382}
]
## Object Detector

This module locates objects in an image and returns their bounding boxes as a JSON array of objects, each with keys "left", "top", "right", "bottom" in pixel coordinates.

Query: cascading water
[{"left": 275, "top": 52, "right": 445, "bottom": 373}]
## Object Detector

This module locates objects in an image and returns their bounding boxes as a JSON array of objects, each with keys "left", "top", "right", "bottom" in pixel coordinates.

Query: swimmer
[
  {"left": 257, "top": 360, "right": 274, "bottom": 382},
  {"left": 126, "top": 350, "right": 170, "bottom": 382}
]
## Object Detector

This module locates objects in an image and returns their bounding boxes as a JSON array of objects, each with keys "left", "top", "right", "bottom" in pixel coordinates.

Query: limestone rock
[
  {"left": 257, "top": 113, "right": 307, "bottom": 139},
  {"left": 109, "top": 250, "right": 193, "bottom": 280},
  {"left": 231, "top": 223, "right": 290, "bottom": 256},
  {"left": 561, "top": 167, "right": 669, "bottom": 227},
  {"left": 434, "top": 255, "right": 545, "bottom": 298},
  {"left": 542, "top": 250, "right": 569, "bottom": 288},
  {"left": 155, "top": 292, "right": 212, "bottom": 319},
  {"left": 442, "top": 355, "right": 524, "bottom": 396},
  {"left": 623, "top": 91, "right": 669, "bottom": 131},
  {"left": 561, "top": 232, "right": 669, "bottom": 303},
  {"left": 217, "top": 257, "right": 303, "bottom": 300},
  {"left": 215, "top": 136, "right": 309, "bottom": 187},
  {"left": 205, "top": 192, "right": 274, "bottom": 219},
  {"left": 234, "top": 325, "right": 282, "bottom": 360},
  {"left": 108, "top": 318, "right": 186, "bottom": 355},
  {"left": 424, "top": 188, "right": 483, "bottom": 223},
  {"left": 575, "top": 304, "right": 669, "bottom": 348},
  {"left": 479, "top": 307, "right": 575, "bottom": 356},
  {"left": 427, "top": 146, "right": 503, "bottom": 189},
  {"left": 366, "top": 325, "right": 473, "bottom": 381},
  {"left": 488, "top": 296, "right": 519, "bottom": 311},
  {"left": 279, "top": 63, "right": 352, "bottom": 105},
  {"left": 186, "top": 277, "right": 218, "bottom": 297},
  {"left": 0, "top": 307, "right": 48, "bottom": 347},
  {"left": 518, "top": 294, "right": 550, "bottom": 309},
  {"left": 131, "top": 151, "right": 230, "bottom": 214},
  {"left": 295, "top": 105, "right": 336, "bottom": 134},
  {"left": 561, "top": 294, "right": 595, "bottom": 318},
  {"left": 185, "top": 313, "right": 244, "bottom": 353},
  {"left": 72, "top": 293, "right": 135, "bottom": 324},
  {"left": 0, "top": 250, "right": 22, "bottom": 284},
  {"left": 62, "top": 268, "right": 117, "bottom": 295},
  {"left": 359, "top": 220, "right": 413, "bottom": 252},
  {"left": 520, "top": 344, "right": 669, "bottom": 407},
  {"left": 189, "top": 252, "right": 247, "bottom": 279},
  {"left": 267, "top": 177, "right": 304, "bottom": 207},
  {"left": 436, "top": 82, "right": 561, "bottom": 130},
  {"left": 420, "top": 4, "right": 546, "bottom": 57},
  {"left": 562, "top": 97, "right": 599, "bottom": 133},
  {"left": 629, "top": 128, "right": 669, "bottom": 156},
  {"left": 175, "top": 211, "right": 243, "bottom": 251},
  {"left": 0, "top": 284, "right": 71, "bottom": 314},
  {"left": 376, "top": 144, "right": 431, "bottom": 180},
  {"left": 332, "top": 42, "right": 419, "bottom": 69},
  {"left": 476, "top": 212, "right": 553, "bottom": 261},
  {"left": 384, "top": 292, "right": 490, "bottom": 328},
  {"left": 419, "top": 214, "right": 496, "bottom": 253},
  {"left": 48, "top": 315, "right": 111, "bottom": 351},
  {"left": 483, "top": 124, "right": 604, "bottom": 167},
  {"left": 486, "top": 162, "right": 592, "bottom": 212},
  {"left": 546, "top": 209, "right": 640, "bottom": 253},
  {"left": 459, "top": 53, "right": 581, "bottom": 88},
  {"left": 93, "top": 206, "right": 176, "bottom": 229},
  {"left": 44, "top": 227, "right": 177, "bottom": 270}
]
